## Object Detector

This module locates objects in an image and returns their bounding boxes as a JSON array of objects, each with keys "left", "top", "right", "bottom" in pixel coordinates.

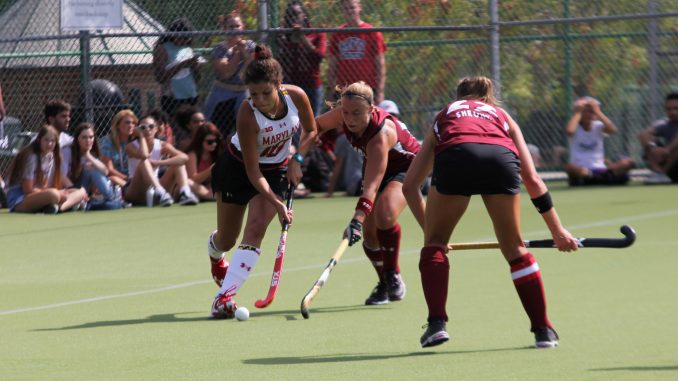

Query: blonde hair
[
  {"left": 456, "top": 76, "right": 500, "bottom": 106},
  {"left": 327, "top": 81, "right": 374, "bottom": 109},
  {"left": 109, "top": 109, "right": 138, "bottom": 151}
]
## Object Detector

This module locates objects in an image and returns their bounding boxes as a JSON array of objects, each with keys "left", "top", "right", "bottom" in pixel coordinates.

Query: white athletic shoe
[
  {"left": 178, "top": 191, "right": 199, "bottom": 206},
  {"left": 644, "top": 172, "right": 672, "bottom": 185}
]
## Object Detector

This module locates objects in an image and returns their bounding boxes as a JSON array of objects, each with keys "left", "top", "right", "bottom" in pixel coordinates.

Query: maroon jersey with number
[
  {"left": 343, "top": 107, "right": 420, "bottom": 176},
  {"left": 433, "top": 100, "right": 518, "bottom": 155}
]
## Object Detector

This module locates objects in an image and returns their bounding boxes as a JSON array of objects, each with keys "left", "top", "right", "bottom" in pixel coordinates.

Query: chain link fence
[{"left": 1, "top": 0, "right": 676, "bottom": 176}]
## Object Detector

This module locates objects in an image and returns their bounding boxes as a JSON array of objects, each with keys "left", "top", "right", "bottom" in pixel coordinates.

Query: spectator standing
[
  {"left": 69, "top": 123, "right": 123, "bottom": 210},
  {"left": 5, "top": 125, "right": 87, "bottom": 213},
  {"left": 152, "top": 18, "right": 205, "bottom": 118},
  {"left": 277, "top": 1, "right": 326, "bottom": 116},
  {"left": 202, "top": 11, "right": 255, "bottom": 138},
  {"left": 327, "top": 0, "right": 386, "bottom": 104},
  {"left": 100, "top": 109, "right": 136, "bottom": 187},
  {"left": 564, "top": 96, "right": 634, "bottom": 186},
  {"left": 639, "top": 92, "right": 678, "bottom": 184},
  {"left": 315, "top": 81, "right": 421, "bottom": 305},
  {"left": 402, "top": 76, "right": 578, "bottom": 348},
  {"left": 186, "top": 123, "right": 224, "bottom": 201}
]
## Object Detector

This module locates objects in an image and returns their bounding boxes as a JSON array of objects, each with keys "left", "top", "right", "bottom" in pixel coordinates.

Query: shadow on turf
[
  {"left": 32, "top": 304, "right": 381, "bottom": 330},
  {"left": 591, "top": 365, "right": 678, "bottom": 372},
  {"left": 243, "top": 347, "right": 530, "bottom": 365}
]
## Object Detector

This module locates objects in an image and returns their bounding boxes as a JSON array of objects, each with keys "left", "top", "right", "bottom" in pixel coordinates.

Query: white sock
[
  {"left": 180, "top": 185, "right": 192, "bottom": 195},
  {"left": 208, "top": 230, "right": 224, "bottom": 261},
  {"left": 155, "top": 185, "right": 168, "bottom": 197},
  {"left": 216, "top": 244, "right": 261, "bottom": 297}
]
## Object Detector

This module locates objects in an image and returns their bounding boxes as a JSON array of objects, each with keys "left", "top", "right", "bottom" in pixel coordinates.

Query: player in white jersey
[{"left": 207, "top": 45, "right": 317, "bottom": 318}]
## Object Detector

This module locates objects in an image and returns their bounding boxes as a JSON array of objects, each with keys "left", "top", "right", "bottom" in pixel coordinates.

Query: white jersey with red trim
[{"left": 230, "top": 89, "right": 300, "bottom": 165}]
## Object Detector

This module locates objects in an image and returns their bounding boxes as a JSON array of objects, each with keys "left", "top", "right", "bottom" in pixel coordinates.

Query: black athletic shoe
[
  {"left": 420, "top": 319, "right": 450, "bottom": 348},
  {"left": 364, "top": 281, "right": 389, "bottom": 305},
  {"left": 534, "top": 327, "right": 559, "bottom": 348},
  {"left": 385, "top": 271, "right": 406, "bottom": 301}
]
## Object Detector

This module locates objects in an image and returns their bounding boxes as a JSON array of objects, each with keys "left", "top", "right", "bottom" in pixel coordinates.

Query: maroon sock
[
  {"left": 362, "top": 243, "right": 384, "bottom": 281},
  {"left": 510, "top": 253, "right": 551, "bottom": 331},
  {"left": 377, "top": 223, "right": 401, "bottom": 274},
  {"left": 419, "top": 246, "right": 449, "bottom": 322}
]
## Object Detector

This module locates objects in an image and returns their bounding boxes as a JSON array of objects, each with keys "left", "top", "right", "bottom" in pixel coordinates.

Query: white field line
[{"left": 1, "top": 208, "right": 676, "bottom": 316}]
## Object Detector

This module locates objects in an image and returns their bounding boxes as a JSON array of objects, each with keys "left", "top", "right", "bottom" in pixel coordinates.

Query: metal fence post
[
  {"left": 258, "top": 0, "right": 269, "bottom": 44},
  {"left": 647, "top": 0, "right": 659, "bottom": 122},
  {"left": 489, "top": 0, "right": 500, "bottom": 96},
  {"left": 563, "top": 0, "right": 573, "bottom": 112},
  {"left": 79, "top": 30, "right": 93, "bottom": 124}
]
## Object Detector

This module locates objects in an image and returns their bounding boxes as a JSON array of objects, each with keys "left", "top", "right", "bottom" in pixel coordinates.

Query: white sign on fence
[{"left": 60, "top": 0, "right": 123, "bottom": 31}]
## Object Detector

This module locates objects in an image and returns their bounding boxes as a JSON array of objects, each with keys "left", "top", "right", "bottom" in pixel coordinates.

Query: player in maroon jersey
[
  {"left": 315, "top": 81, "right": 421, "bottom": 305},
  {"left": 403, "top": 76, "right": 579, "bottom": 348}
]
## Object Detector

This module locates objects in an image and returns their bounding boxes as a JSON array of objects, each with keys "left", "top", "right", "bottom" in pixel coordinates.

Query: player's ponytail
[{"left": 243, "top": 44, "right": 283, "bottom": 84}]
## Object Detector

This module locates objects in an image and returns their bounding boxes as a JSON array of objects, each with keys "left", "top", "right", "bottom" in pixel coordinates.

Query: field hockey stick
[
  {"left": 300, "top": 238, "right": 350, "bottom": 319},
  {"left": 254, "top": 184, "right": 295, "bottom": 309},
  {"left": 447, "top": 225, "right": 636, "bottom": 251}
]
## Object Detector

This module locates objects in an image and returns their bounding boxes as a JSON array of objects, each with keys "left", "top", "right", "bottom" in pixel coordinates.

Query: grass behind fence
[{"left": 1, "top": 183, "right": 677, "bottom": 381}]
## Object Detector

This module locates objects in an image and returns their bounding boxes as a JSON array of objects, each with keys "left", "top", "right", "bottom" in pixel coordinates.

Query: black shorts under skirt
[
  {"left": 431, "top": 143, "right": 521, "bottom": 196},
  {"left": 211, "top": 150, "right": 289, "bottom": 205}
]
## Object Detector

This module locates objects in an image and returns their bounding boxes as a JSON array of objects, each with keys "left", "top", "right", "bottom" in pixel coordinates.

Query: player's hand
[
  {"left": 275, "top": 200, "right": 292, "bottom": 227},
  {"left": 552, "top": 228, "right": 579, "bottom": 252},
  {"left": 343, "top": 218, "right": 363, "bottom": 246},
  {"left": 286, "top": 160, "right": 303, "bottom": 186}
]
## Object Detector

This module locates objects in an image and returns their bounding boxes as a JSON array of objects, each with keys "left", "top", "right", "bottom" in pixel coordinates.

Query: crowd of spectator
[{"left": 1, "top": 0, "right": 676, "bottom": 213}]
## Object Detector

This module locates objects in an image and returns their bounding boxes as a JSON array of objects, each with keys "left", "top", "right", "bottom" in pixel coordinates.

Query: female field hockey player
[
  {"left": 402, "top": 76, "right": 579, "bottom": 348},
  {"left": 208, "top": 45, "right": 317, "bottom": 318},
  {"left": 315, "top": 81, "right": 422, "bottom": 305}
]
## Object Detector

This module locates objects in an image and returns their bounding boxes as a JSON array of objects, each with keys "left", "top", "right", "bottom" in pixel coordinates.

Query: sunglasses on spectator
[
  {"left": 204, "top": 139, "right": 218, "bottom": 145},
  {"left": 138, "top": 124, "right": 156, "bottom": 131}
]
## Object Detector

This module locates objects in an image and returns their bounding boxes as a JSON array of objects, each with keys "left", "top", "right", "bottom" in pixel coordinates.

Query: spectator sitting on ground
[
  {"left": 186, "top": 122, "right": 224, "bottom": 201},
  {"left": 325, "top": 131, "right": 363, "bottom": 197},
  {"left": 5, "top": 124, "right": 88, "bottom": 213},
  {"left": 564, "top": 96, "right": 634, "bottom": 186},
  {"left": 174, "top": 104, "right": 207, "bottom": 152},
  {"left": 44, "top": 100, "right": 74, "bottom": 175},
  {"left": 69, "top": 123, "right": 124, "bottom": 210},
  {"left": 150, "top": 108, "right": 174, "bottom": 145},
  {"left": 100, "top": 109, "right": 136, "bottom": 187},
  {"left": 125, "top": 114, "right": 199, "bottom": 206},
  {"left": 639, "top": 92, "right": 678, "bottom": 184}
]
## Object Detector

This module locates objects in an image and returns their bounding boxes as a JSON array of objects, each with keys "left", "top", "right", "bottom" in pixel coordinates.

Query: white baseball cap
[{"left": 379, "top": 100, "right": 400, "bottom": 116}]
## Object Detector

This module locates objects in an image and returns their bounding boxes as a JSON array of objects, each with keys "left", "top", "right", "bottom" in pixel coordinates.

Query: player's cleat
[
  {"left": 385, "top": 270, "right": 406, "bottom": 301},
  {"left": 211, "top": 293, "right": 238, "bottom": 319},
  {"left": 178, "top": 190, "right": 199, "bottom": 206},
  {"left": 210, "top": 257, "right": 229, "bottom": 287},
  {"left": 534, "top": 327, "right": 559, "bottom": 348},
  {"left": 364, "top": 280, "right": 389, "bottom": 305},
  {"left": 420, "top": 319, "right": 450, "bottom": 348}
]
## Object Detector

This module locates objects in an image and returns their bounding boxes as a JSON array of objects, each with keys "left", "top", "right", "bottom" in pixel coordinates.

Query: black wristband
[{"left": 531, "top": 192, "right": 553, "bottom": 214}]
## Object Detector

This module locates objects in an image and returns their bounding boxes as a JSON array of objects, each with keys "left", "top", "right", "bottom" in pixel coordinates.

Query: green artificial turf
[{"left": 1, "top": 183, "right": 677, "bottom": 380}]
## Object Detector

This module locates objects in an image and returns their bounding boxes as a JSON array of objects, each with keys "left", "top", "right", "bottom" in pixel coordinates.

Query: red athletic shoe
[
  {"left": 211, "top": 257, "right": 229, "bottom": 287},
  {"left": 211, "top": 293, "right": 238, "bottom": 319}
]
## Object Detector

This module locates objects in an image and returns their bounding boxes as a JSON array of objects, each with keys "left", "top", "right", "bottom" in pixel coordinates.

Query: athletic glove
[{"left": 344, "top": 218, "right": 363, "bottom": 246}]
